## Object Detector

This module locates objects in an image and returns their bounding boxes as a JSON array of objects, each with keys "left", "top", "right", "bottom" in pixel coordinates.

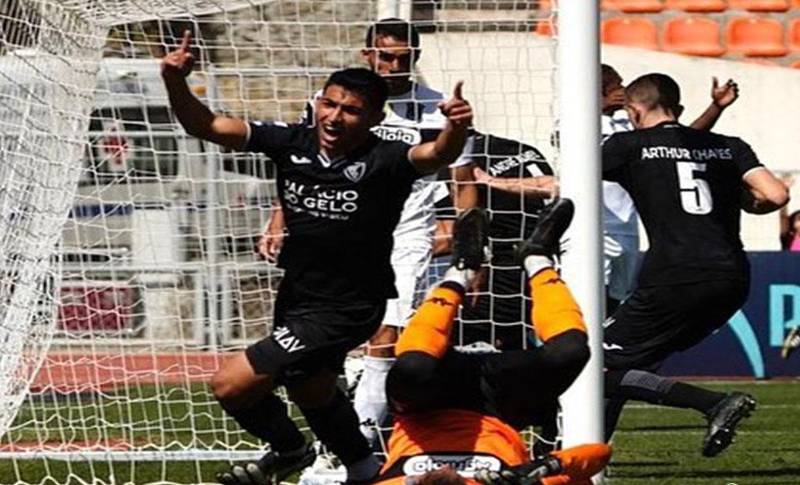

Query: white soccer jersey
[{"left": 602, "top": 110, "right": 638, "bottom": 237}]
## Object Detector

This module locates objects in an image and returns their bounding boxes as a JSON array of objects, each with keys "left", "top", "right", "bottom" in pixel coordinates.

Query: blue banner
[{"left": 661, "top": 252, "right": 800, "bottom": 378}]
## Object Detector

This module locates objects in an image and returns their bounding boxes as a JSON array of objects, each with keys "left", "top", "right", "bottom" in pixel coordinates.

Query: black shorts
[
  {"left": 603, "top": 278, "right": 749, "bottom": 372},
  {"left": 246, "top": 290, "right": 384, "bottom": 386},
  {"left": 388, "top": 330, "right": 587, "bottom": 429}
]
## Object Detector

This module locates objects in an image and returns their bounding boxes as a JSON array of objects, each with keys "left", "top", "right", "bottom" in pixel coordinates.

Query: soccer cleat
[
  {"left": 702, "top": 392, "right": 756, "bottom": 457},
  {"left": 217, "top": 443, "right": 316, "bottom": 484},
  {"left": 451, "top": 208, "right": 490, "bottom": 271},
  {"left": 781, "top": 326, "right": 800, "bottom": 359},
  {"left": 515, "top": 198, "right": 574, "bottom": 263}
]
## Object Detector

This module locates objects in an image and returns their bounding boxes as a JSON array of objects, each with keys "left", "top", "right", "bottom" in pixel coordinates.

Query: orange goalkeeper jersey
[{"left": 374, "top": 409, "right": 528, "bottom": 485}]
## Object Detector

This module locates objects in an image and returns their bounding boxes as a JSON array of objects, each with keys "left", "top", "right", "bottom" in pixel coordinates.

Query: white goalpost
[{"left": 0, "top": 1, "right": 601, "bottom": 484}]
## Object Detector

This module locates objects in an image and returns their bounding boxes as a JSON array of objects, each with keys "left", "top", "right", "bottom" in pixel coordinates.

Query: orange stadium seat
[
  {"left": 534, "top": 18, "right": 555, "bottom": 36},
  {"left": 729, "top": 0, "right": 789, "bottom": 11},
  {"left": 726, "top": 16, "right": 788, "bottom": 56},
  {"left": 612, "top": 0, "right": 665, "bottom": 12},
  {"left": 662, "top": 17, "right": 726, "bottom": 56},
  {"left": 602, "top": 17, "right": 659, "bottom": 49},
  {"left": 788, "top": 18, "right": 800, "bottom": 50},
  {"left": 791, "top": 59, "right": 800, "bottom": 68},
  {"left": 793, "top": 0, "right": 800, "bottom": 9},
  {"left": 665, "top": 0, "right": 728, "bottom": 12}
]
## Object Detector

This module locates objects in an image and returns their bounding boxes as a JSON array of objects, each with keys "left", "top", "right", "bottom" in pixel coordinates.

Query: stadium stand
[
  {"left": 602, "top": 16, "right": 660, "bottom": 49},
  {"left": 537, "top": 0, "right": 800, "bottom": 67},
  {"left": 726, "top": 16, "right": 788, "bottom": 56},
  {"left": 788, "top": 17, "right": 800, "bottom": 50},
  {"left": 611, "top": 0, "right": 667, "bottom": 13},
  {"left": 662, "top": 16, "right": 727, "bottom": 56},
  {"left": 729, "top": 0, "right": 790, "bottom": 12},
  {"left": 665, "top": 0, "right": 729, "bottom": 12}
]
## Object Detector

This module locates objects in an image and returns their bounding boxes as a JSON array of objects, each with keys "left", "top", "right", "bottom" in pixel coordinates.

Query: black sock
[
  {"left": 662, "top": 381, "right": 726, "bottom": 415},
  {"left": 606, "top": 369, "right": 724, "bottom": 415},
  {"left": 300, "top": 389, "right": 372, "bottom": 466},
  {"left": 604, "top": 397, "right": 626, "bottom": 442},
  {"left": 221, "top": 393, "right": 306, "bottom": 453}
]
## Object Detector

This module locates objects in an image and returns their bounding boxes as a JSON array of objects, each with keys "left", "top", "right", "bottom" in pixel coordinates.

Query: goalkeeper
[{"left": 374, "top": 201, "right": 610, "bottom": 485}]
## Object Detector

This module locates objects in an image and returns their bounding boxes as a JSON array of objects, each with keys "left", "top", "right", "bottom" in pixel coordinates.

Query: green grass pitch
[{"left": 0, "top": 381, "right": 798, "bottom": 484}]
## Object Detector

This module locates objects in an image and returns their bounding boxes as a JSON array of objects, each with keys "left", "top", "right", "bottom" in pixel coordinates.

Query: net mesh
[{"left": 0, "top": 1, "right": 557, "bottom": 483}]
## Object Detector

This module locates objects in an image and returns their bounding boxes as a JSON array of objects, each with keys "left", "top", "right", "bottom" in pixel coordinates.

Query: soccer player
[
  {"left": 259, "top": 18, "right": 473, "bottom": 448},
  {"left": 161, "top": 31, "right": 472, "bottom": 484},
  {"left": 601, "top": 64, "right": 740, "bottom": 314},
  {"left": 373, "top": 200, "right": 611, "bottom": 485},
  {"left": 602, "top": 73, "right": 789, "bottom": 456},
  {"left": 456, "top": 133, "right": 556, "bottom": 352}
]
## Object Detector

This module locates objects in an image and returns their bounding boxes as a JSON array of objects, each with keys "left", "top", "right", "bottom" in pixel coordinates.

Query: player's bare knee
[
  {"left": 210, "top": 352, "right": 270, "bottom": 409},
  {"left": 210, "top": 371, "right": 243, "bottom": 407},
  {"left": 366, "top": 325, "right": 398, "bottom": 358}
]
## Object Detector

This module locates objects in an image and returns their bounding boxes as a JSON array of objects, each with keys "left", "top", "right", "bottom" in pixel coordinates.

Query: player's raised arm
[
  {"left": 409, "top": 81, "right": 472, "bottom": 174},
  {"left": 161, "top": 31, "right": 249, "bottom": 150},
  {"left": 742, "top": 167, "right": 790, "bottom": 214},
  {"left": 689, "top": 77, "right": 739, "bottom": 131}
]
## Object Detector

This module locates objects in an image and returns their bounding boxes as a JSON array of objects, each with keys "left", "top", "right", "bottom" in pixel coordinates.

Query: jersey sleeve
[
  {"left": 244, "top": 121, "right": 298, "bottom": 161},
  {"left": 728, "top": 138, "right": 763, "bottom": 178},
  {"left": 383, "top": 141, "right": 421, "bottom": 184},
  {"left": 602, "top": 133, "right": 633, "bottom": 184}
]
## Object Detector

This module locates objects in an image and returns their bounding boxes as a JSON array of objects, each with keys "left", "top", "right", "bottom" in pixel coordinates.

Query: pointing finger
[
  {"left": 180, "top": 30, "right": 192, "bottom": 51},
  {"left": 453, "top": 80, "right": 464, "bottom": 101},
  {"left": 712, "top": 76, "right": 718, "bottom": 90}
]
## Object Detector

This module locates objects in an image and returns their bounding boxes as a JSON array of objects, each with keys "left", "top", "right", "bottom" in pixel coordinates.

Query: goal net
[{"left": 0, "top": 1, "right": 558, "bottom": 483}]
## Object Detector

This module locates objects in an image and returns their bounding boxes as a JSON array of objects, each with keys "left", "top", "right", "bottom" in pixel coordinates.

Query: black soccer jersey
[
  {"left": 246, "top": 121, "right": 421, "bottom": 302},
  {"left": 603, "top": 121, "right": 762, "bottom": 287},
  {"left": 471, "top": 134, "right": 554, "bottom": 256}
]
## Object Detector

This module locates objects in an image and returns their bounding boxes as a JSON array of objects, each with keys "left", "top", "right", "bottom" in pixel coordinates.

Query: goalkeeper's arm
[{"left": 161, "top": 30, "right": 249, "bottom": 150}]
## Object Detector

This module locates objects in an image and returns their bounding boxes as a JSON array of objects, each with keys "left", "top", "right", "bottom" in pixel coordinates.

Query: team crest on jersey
[{"left": 343, "top": 162, "right": 367, "bottom": 183}]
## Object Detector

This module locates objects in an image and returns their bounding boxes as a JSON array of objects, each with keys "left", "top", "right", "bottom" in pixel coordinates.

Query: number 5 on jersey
[{"left": 677, "top": 161, "right": 713, "bottom": 215}]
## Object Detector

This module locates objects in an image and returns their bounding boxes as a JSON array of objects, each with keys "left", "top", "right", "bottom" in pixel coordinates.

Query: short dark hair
[
  {"left": 365, "top": 18, "right": 421, "bottom": 59},
  {"left": 789, "top": 210, "right": 800, "bottom": 235},
  {"left": 601, "top": 64, "right": 622, "bottom": 92},
  {"left": 324, "top": 68, "right": 389, "bottom": 112},
  {"left": 415, "top": 467, "right": 467, "bottom": 485},
  {"left": 625, "top": 73, "right": 683, "bottom": 116}
]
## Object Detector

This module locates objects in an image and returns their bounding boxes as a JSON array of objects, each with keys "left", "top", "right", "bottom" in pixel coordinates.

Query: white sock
[
  {"left": 524, "top": 255, "right": 553, "bottom": 277},
  {"left": 346, "top": 454, "right": 382, "bottom": 481},
  {"left": 442, "top": 266, "right": 475, "bottom": 289},
  {"left": 353, "top": 356, "right": 393, "bottom": 447}
]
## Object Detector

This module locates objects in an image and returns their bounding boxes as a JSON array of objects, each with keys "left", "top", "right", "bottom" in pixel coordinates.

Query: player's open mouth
[{"left": 321, "top": 125, "right": 343, "bottom": 144}]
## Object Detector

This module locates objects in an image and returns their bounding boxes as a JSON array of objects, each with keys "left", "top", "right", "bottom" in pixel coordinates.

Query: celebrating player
[
  {"left": 259, "top": 18, "right": 473, "bottom": 449},
  {"left": 601, "top": 64, "right": 740, "bottom": 314},
  {"left": 372, "top": 201, "right": 610, "bottom": 485},
  {"left": 161, "top": 30, "right": 472, "bottom": 484},
  {"left": 602, "top": 73, "right": 789, "bottom": 456}
]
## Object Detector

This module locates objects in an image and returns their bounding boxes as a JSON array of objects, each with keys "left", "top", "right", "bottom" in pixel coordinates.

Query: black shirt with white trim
[
  {"left": 603, "top": 121, "right": 762, "bottom": 286},
  {"left": 471, "top": 134, "right": 554, "bottom": 257},
  {"left": 247, "top": 121, "right": 421, "bottom": 302}
]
